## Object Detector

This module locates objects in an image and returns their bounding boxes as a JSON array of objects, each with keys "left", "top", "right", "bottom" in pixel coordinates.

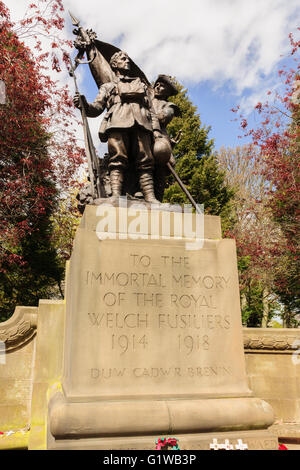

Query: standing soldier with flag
[
  {"left": 74, "top": 50, "right": 163, "bottom": 204},
  {"left": 70, "top": 12, "right": 200, "bottom": 212}
]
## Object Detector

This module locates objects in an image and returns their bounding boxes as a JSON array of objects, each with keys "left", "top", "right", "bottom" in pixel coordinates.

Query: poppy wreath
[
  {"left": 278, "top": 444, "right": 288, "bottom": 450},
  {"left": 155, "top": 437, "right": 180, "bottom": 450}
]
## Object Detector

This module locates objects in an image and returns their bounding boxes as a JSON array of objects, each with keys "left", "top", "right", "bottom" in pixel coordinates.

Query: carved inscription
[
  {"left": 84, "top": 251, "right": 234, "bottom": 386},
  {"left": 86, "top": 271, "right": 167, "bottom": 288},
  {"left": 178, "top": 334, "right": 210, "bottom": 354},
  {"left": 111, "top": 334, "right": 148, "bottom": 354},
  {"left": 88, "top": 313, "right": 230, "bottom": 331},
  {"left": 158, "top": 314, "right": 230, "bottom": 329},
  {"left": 88, "top": 312, "right": 149, "bottom": 328},
  {"left": 90, "top": 365, "right": 232, "bottom": 379},
  {"left": 85, "top": 271, "right": 230, "bottom": 290}
]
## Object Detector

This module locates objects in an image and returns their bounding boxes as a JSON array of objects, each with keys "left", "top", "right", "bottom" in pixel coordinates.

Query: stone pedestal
[{"left": 47, "top": 204, "right": 277, "bottom": 450}]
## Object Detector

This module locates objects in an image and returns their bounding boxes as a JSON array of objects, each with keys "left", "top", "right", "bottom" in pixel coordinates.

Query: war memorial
[{"left": 0, "top": 12, "right": 299, "bottom": 451}]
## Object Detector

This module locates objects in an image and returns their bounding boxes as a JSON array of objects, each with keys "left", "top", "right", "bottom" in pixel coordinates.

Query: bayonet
[
  {"left": 69, "top": 11, "right": 97, "bottom": 69},
  {"left": 68, "top": 10, "right": 80, "bottom": 27}
]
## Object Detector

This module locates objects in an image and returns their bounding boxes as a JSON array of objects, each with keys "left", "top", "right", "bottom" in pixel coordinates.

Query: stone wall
[
  {"left": 244, "top": 328, "right": 300, "bottom": 441},
  {"left": 0, "top": 306, "right": 37, "bottom": 449},
  {"left": 0, "top": 304, "right": 299, "bottom": 448}
]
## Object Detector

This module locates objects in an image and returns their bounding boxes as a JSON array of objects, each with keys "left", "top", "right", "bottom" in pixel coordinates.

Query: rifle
[
  {"left": 69, "top": 12, "right": 103, "bottom": 199},
  {"left": 166, "top": 161, "right": 201, "bottom": 214},
  {"left": 69, "top": 11, "right": 97, "bottom": 71},
  {"left": 168, "top": 129, "right": 201, "bottom": 213}
]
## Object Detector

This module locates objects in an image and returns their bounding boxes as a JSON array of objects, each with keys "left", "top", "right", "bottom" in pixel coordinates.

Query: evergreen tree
[{"left": 163, "top": 82, "right": 234, "bottom": 228}]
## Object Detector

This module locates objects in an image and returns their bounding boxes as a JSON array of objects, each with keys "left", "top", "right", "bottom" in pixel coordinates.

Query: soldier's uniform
[
  {"left": 85, "top": 76, "right": 160, "bottom": 174},
  {"left": 152, "top": 97, "right": 179, "bottom": 137},
  {"left": 152, "top": 76, "right": 180, "bottom": 201}
]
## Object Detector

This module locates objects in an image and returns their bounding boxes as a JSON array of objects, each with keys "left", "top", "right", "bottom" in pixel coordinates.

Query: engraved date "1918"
[{"left": 178, "top": 334, "right": 209, "bottom": 354}]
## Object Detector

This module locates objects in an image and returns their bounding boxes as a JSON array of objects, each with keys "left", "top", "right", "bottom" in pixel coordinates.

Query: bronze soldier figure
[
  {"left": 71, "top": 14, "right": 199, "bottom": 211},
  {"left": 74, "top": 51, "right": 162, "bottom": 204},
  {"left": 152, "top": 74, "right": 180, "bottom": 134},
  {"left": 152, "top": 75, "right": 181, "bottom": 201}
]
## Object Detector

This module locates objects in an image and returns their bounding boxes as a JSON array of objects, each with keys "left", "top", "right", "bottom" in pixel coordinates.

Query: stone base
[
  {"left": 47, "top": 390, "right": 277, "bottom": 450},
  {"left": 93, "top": 197, "right": 186, "bottom": 212},
  {"left": 48, "top": 392, "right": 274, "bottom": 438},
  {"left": 46, "top": 206, "right": 277, "bottom": 451},
  {"left": 48, "top": 429, "right": 278, "bottom": 450},
  {"left": 271, "top": 423, "right": 300, "bottom": 444}
]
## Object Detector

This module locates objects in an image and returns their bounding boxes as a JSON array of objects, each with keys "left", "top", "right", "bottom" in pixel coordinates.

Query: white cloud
[
  {"left": 61, "top": 0, "right": 299, "bottom": 89},
  {"left": 5, "top": 0, "right": 89, "bottom": 160},
  {"left": 8, "top": 1, "right": 298, "bottom": 89},
  {"left": 5, "top": 0, "right": 300, "bottom": 129}
]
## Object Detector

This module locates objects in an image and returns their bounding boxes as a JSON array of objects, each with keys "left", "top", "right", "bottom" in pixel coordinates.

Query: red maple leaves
[{"left": 0, "top": 0, "right": 84, "bottom": 272}]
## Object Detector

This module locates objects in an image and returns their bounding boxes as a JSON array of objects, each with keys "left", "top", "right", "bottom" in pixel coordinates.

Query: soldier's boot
[
  {"left": 139, "top": 171, "right": 160, "bottom": 204},
  {"left": 109, "top": 169, "right": 123, "bottom": 201}
]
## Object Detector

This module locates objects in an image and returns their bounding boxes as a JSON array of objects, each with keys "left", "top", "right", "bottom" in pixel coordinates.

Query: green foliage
[
  {"left": 0, "top": 150, "right": 64, "bottom": 322},
  {"left": 237, "top": 252, "right": 281, "bottom": 327},
  {"left": 166, "top": 84, "right": 213, "bottom": 160},
  {"left": 238, "top": 256, "right": 262, "bottom": 326},
  {"left": 240, "top": 281, "right": 279, "bottom": 328},
  {"left": 241, "top": 289, "right": 263, "bottom": 327},
  {"left": 0, "top": 216, "right": 64, "bottom": 323},
  {"left": 268, "top": 320, "right": 283, "bottom": 328},
  {"left": 276, "top": 257, "right": 300, "bottom": 327},
  {"left": 163, "top": 82, "right": 234, "bottom": 229}
]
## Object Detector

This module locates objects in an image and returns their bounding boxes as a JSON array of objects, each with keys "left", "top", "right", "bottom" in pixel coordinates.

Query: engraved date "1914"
[{"left": 111, "top": 334, "right": 148, "bottom": 354}]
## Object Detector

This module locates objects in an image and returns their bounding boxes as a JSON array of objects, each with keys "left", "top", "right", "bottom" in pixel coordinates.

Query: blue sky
[
  {"left": 6, "top": 0, "right": 300, "bottom": 152},
  {"left": 185, "top": 81, "right": 243, "bottom": 149}
]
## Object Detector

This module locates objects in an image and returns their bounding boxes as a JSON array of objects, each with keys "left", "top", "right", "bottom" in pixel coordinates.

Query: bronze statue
[
  {"left": 74, "top": 51, "right": 165, "bottom": 204},
  {"left": 151, "top": 75, "right": 181, "bottom": 201},
  {"left": 70, "top": 13, "right": 199, "bottom": 211},
  {"left": 152, "top": 75, "right": 180, "bottom": 132}
]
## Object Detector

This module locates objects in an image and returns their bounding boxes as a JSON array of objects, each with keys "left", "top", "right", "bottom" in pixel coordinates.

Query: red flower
[{"left": 278, "top": 444, "right": 288, "bottom": 450}]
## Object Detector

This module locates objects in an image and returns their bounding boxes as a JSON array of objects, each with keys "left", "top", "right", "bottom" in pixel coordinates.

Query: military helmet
[{"left": 154, "top": 75, "right": 178, "bottom": 96}]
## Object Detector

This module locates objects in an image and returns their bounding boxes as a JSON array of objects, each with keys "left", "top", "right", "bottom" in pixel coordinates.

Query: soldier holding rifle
[
  {"left": 70, "top": 12, "right": 200, "bottom": 211},
  {"left": 74, "top": 50, "right": 163, "bottom": 204}
]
